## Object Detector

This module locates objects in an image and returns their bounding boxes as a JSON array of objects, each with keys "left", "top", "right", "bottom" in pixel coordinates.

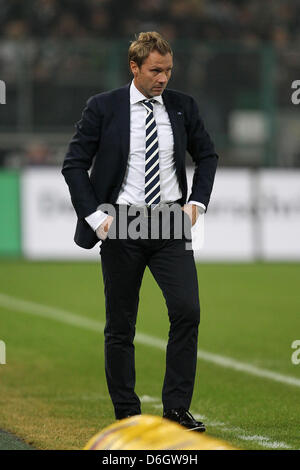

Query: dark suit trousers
[{"left": 100, "top": 209, "right": 200, "bottom": 419}]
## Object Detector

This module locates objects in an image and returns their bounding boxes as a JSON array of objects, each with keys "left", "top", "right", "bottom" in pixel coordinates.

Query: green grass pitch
[{"left": 0, "top": 260, "right": 299, "bottom": 450}]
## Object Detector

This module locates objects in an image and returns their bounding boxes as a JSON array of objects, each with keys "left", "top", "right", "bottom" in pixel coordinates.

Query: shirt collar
[{"left": 130, "top": 80, "right": 163, "bottom": 105}]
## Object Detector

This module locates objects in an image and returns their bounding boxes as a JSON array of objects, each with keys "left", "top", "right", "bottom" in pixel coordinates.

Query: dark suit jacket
[{"left": 62, "top": 83, "right": 218, "bottom": 249}]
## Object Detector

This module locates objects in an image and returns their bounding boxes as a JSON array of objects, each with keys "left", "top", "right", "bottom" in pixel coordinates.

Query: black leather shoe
[{"left": 163, "top": 408, "right": 206, "bottom": 432}]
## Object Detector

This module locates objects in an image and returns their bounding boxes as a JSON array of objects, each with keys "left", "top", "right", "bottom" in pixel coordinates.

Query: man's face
[{"left": 130, "top": 50, "right": 173, "bottom": 98}]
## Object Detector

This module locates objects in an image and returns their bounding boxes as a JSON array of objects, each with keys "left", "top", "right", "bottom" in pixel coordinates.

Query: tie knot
[{"left": 142, "top": 99, "right": 155, "bottom": 112}]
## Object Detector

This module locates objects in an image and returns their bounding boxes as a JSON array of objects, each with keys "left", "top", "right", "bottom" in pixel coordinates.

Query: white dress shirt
[{"left": 85, "top": 81, "right": 205, "bottom": 231}]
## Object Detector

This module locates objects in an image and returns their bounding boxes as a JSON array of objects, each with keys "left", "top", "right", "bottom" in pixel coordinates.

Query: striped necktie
[{"left": 142, "top": 99, "right": 160, "bottom": 206}]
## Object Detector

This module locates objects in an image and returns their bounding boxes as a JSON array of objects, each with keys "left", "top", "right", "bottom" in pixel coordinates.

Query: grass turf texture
[{"left": 0, "top": 260, "right": 299, "bottom": 450}]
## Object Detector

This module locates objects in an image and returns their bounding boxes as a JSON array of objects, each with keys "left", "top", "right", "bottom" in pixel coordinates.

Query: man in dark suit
[{"left": 62, "top": 32, "right": 218, "bottom": 431}]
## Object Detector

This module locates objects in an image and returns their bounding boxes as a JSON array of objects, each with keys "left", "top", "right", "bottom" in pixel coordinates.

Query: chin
[{"left": 152, "top": 89, "right": 164, "bottom": 95}]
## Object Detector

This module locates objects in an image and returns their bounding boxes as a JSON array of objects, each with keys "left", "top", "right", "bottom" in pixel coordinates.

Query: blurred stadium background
[{"left": 0, "top": 0, "right": 300, "bottom": 450}]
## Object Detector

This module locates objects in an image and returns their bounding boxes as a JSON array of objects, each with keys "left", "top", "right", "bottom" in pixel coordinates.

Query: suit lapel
[
  {"left": 115, "top": 83, "right": 131, "bottom": 164},
  {"left": 162, "top": 90, "right": 183, "bottom": 177}
]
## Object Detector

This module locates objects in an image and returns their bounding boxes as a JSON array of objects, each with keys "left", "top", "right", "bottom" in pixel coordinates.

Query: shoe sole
[{"left": 185, "top": 426, "right": 206, "bottom": 432}]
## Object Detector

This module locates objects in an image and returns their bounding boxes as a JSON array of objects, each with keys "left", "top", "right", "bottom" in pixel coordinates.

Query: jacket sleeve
[
  {"left": 185, "top": 97, "right": 218, "bottom": 210},
  {"left": 62, "top": 95, "right": 102, "bottom": 219}
]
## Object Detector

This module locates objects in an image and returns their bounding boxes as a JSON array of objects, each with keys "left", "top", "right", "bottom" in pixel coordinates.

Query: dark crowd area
[
  {"left": 1, "top": 0, "right": 300, "bottom": 169},
  {"left": 0, "top": 0, "right": 300, "bottom": 46}
]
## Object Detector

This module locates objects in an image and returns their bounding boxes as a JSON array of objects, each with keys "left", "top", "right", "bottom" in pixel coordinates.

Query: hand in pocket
[
  {"left": 182, "top": 204, "right": 199, "bottom": 226},
  {"left": 96, "top": 215, "right": 114, "bottom": 241}
]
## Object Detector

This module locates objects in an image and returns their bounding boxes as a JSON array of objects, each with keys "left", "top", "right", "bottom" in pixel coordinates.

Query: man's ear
[{"left": 130, "top": 60, "right": 139, "bottom": 77}]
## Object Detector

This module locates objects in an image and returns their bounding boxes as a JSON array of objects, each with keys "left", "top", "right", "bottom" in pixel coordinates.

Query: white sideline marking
[
  {"left": 1, "top": 292, "right": 300, "bottom": 392},
  {"left": 141, "top": 395, "right": 291, "bottom": 449},
  {"left": 192, "top": 415, "right": 290, "bottom": 449},
  {"left": 140, "top": 395, "right": 160, "bottom": 403},
  {"left": 0, "top": 292, "right": 296, "bottom": 450},
  {"left": 196, "top": 350, "right": 300, "bottom": 388}
]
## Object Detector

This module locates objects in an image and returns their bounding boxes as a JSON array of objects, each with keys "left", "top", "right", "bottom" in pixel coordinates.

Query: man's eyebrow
[{"left": 150, "top": 66, "right": 173, "bottom": 70}]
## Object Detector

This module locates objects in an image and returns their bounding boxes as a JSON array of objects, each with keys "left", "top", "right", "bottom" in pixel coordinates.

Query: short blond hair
[{"left": 128, "top": 31, "right": 172, "bottom": 68}]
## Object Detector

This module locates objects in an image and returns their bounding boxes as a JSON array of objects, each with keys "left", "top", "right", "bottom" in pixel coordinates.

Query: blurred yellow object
[{"left": 84, "top": 414, "right": 237, "bottom": 450}]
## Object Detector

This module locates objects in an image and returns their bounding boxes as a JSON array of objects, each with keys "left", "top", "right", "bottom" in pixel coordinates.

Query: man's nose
[{"left": 158, "top": 73, "right": 168, "bottom": 83}]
